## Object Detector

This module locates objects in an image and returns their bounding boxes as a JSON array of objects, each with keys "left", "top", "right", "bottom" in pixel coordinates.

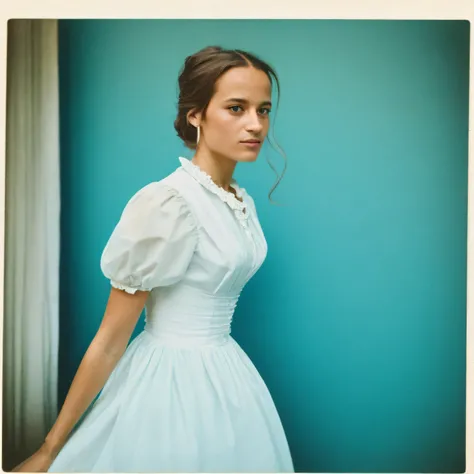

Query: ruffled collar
[{"left": 178, "top": 156, "right": 250, "bottom": 226}]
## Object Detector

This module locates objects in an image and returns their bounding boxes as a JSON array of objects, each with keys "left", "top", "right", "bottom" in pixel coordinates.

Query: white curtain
[{"left": 3, "top": 19, "right": 61, "bottom": 470}]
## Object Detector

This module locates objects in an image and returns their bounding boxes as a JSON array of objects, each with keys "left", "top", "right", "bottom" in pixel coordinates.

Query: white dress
[{"left": 48, "top": 156, "right": 294, "bottom": 473}]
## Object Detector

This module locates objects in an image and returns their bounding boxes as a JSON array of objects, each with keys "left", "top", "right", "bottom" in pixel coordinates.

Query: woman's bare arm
[{"left": 43, "top": 287, "right": 149, "bottom": 457}]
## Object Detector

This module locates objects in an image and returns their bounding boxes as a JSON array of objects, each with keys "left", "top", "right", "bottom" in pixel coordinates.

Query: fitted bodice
[
  {"left": 144, "top": 284, "right": 240, "bottom": 347},
  {"left": 140, "top": 161, "right": 268, "bottom": 347}
]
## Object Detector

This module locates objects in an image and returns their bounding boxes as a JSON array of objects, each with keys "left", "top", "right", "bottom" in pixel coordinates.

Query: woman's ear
[{"left": 186, "top": 109, "right": 202, "bottom": 129}]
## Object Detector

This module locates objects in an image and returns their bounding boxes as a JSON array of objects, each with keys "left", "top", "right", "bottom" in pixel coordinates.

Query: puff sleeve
[{"left": 100, "top": 183, "right": 198, "bottom": 294}]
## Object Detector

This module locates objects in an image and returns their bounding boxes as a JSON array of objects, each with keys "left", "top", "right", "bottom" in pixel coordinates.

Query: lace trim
[
  {"left": 110, "top": 280, "right": 140, "bottom": 294},
  {"left": 179, "top": 157, "right": 250, "bottom": 226}
]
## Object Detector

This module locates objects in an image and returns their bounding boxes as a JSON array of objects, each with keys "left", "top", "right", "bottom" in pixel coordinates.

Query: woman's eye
[{"left": 228, "top": 105, "right": 271, "bottom": 115}]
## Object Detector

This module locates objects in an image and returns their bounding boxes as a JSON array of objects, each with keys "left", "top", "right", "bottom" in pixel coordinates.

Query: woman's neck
[{"left": 191, "top": 150, "right": 237, "bottom": 192}]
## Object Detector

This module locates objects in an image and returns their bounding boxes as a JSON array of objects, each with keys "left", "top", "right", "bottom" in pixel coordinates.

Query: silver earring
[{"left": 196, "top": 126, "right": 200, "bottom": 145}]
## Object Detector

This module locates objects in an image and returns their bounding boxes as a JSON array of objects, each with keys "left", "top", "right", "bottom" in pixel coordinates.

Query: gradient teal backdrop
[{"left": 57, "top": 20, "right": 469, "bottom": 473}]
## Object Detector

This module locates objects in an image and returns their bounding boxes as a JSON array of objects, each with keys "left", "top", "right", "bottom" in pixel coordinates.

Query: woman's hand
[{"left": 12, "top": 444, "right": 56, "bottom": 472}]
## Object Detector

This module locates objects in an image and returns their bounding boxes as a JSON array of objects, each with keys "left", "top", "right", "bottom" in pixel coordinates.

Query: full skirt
[{"left": 48, "top": 330, "right": 294, "bottom": 473}]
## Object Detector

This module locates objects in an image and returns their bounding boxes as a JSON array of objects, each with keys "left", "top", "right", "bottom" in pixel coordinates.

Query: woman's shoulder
[
  {"left": 125, "top": 169, "right": 192, "bottom": 208},
  {"left": 115, "top": 175, "right": 198, "bottom": 235}
]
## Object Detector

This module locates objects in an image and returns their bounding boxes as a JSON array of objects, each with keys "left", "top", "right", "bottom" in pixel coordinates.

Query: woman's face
[{"left": 192, "top": 66, "right": 272, "bottom": 163}]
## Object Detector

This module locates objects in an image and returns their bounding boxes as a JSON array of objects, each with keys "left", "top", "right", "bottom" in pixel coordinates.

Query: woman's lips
[{"left": 240, "top": 140, "right": 261, "bottom": 148}]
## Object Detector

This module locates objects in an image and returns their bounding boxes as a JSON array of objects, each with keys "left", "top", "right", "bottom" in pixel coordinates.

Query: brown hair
[{"left": 174, "top": 46, "right": 287, "bottom": 204}]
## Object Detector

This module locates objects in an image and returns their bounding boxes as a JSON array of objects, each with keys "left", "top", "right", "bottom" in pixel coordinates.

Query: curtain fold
[{"left": 3, "top": 19, "right": 61, "bottom": 470}]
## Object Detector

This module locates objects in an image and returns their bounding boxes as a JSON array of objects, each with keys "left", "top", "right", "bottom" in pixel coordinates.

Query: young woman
[{"left": 14, "top": 45, "right": 294, "bottom": 473}]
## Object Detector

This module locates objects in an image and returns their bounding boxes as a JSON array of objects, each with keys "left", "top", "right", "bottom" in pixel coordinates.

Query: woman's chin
[{"left": 236, "top": 151, "right": 260, "bottom": 162}]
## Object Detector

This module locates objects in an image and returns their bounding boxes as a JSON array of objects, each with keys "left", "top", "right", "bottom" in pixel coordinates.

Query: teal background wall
[{"left": 57, "top": 20, "right": 469, "bottom": 473}]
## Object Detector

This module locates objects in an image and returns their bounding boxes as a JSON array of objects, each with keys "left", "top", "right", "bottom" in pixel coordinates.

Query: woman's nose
[{"left": 246, "top": 112, "right": 264, "bottom": 132}]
